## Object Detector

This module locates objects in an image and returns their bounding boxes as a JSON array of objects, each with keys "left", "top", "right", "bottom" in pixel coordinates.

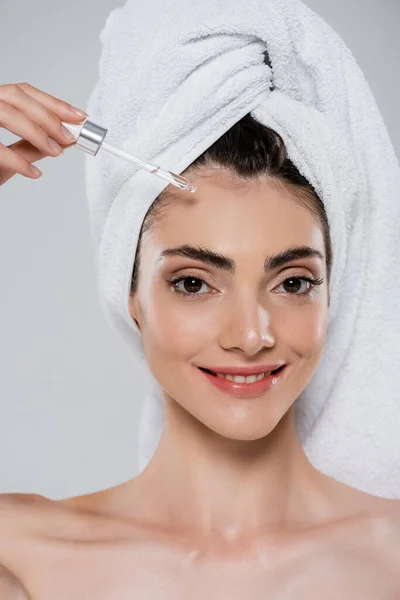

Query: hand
[{"left": 0, "top": 82, "right": 87, "bottom": 186}]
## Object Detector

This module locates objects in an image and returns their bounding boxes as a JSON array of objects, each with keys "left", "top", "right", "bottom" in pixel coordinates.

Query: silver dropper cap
[
  {"left": 62, "top": 119, "right": 108, "bottom": 156},
  {"left": 75, "top": 119, "right": 108, "bottom": 156}
]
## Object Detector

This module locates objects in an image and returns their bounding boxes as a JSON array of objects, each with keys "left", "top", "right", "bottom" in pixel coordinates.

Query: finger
[
  {"left": 0, "top": 100, "right": 66, "bottom": 157},
  {"left": 7, "top": 138, "right": 49, "bottom": 163},
  {"left": 0, "top": 141, "right": 42, "bottom": 184},
  {"left": 0, "top": 138, "right": 76, "bottom": 184},
  {"left": 0, "top": 84, "right": 80, "bottom": 148},
  {"left": 14, "top": 82, "right": 88, "bottom": 123},
  {"left": 12, "top": 138, "right": 76, "bottom": 157}
]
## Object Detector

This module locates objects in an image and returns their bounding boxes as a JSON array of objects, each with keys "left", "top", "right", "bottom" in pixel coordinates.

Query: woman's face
[{"left": 129, "top": 169, "right": 329, "bottom": 440}]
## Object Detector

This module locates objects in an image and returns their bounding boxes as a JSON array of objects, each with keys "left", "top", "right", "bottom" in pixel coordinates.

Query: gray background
[{"left": 0, "top": 0, "right": 399, "bottom": 499}]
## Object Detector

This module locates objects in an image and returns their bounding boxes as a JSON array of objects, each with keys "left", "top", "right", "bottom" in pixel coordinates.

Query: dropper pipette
[{"left": 61, "top": 118, "right": 197, "bottom": 193}]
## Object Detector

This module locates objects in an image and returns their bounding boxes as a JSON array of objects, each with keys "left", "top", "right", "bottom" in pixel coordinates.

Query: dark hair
[{"left": 130, "top": 113, "right": 332, "bottom": 304}]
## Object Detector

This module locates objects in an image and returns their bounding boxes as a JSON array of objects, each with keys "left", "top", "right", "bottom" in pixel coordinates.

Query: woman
[{"left": 0, "top": 82, "right": 399, "bottom": 598}]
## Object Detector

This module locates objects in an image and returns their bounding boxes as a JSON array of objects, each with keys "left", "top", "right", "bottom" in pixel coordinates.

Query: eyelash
[{"left": 166, "top": 274, "right": 325, "bottom": 299}]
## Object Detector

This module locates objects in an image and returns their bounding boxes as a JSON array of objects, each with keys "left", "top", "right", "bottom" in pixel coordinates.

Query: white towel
[{"left": 84, "top": 0, "right": 400, "bottom": 497}]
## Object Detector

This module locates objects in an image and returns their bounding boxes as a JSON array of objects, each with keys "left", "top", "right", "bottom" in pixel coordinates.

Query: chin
[{"left": 185, "top": 399, "right": 289, "bottom": 442}]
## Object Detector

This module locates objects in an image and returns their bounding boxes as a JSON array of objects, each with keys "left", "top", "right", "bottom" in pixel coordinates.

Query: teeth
[{"left": 216, "top": 371, "right": 272, "bottom": 383}]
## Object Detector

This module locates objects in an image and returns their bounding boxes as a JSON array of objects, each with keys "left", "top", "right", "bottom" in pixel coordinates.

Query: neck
[{"left": 129, "top": 399, "right": 335, "bottom": 548}]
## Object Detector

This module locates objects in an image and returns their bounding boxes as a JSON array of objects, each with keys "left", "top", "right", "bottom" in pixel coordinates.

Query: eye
[
  {"left": 168, "top": 275, "right": 212, "bottom": 297},
  {"left": 276, "top": 276, "right": 324, "bottom": 296}
]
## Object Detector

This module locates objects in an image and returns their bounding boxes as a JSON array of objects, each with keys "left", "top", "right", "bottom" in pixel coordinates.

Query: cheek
[
  {"left": 279, "top": 302, "right": 327, "bottom": 355},
  {"left": 139, "top": 286, "right": 217, "bottom": 362}
]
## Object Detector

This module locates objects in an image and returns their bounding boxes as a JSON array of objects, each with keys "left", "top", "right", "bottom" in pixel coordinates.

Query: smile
[{"left": 197, "top": 365, "right": 287, "bottom": 398}]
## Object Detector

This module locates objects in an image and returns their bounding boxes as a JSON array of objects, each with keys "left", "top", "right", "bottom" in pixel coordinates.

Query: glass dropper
[{"left": 61, "top": 119, "right": 197, "bottom": 193}]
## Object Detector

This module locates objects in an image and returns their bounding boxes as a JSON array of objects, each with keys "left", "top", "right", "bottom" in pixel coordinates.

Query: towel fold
[{"left": 84, "top": 0, "right": 400, "bottom": 497}]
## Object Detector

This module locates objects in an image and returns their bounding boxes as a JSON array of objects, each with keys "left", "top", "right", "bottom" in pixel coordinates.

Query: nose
[{"left": 219, "top": 295, "right": 277, "bottom": 355}]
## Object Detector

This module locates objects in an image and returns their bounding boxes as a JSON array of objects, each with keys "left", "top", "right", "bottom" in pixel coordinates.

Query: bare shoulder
[
  {"left": 0, "top": 492, "right": 54, "bottom": 534},
  {"left": 0, "top": 494, "right": 47, "bottom": 599},
  {"left": 353, "top": 489, "right": 400, "bottom": 552},
  {"left": 0, "top": 489, "right": 141, "bottom": 551},
  {"left": 0, "top": 563, "right": 30, "bottom": 599},
  {"left": 352, "top": 495, "right": 400, "bottom": 581},
  {"left": 0, "top": 492, "right": 59, "bottom": 558},
  {"left": 0, "top": 491, "right": 49, "bottom": 510},
  {"left": 0, "top": 492, "right": 76, "bottom": 599},
  {"left": 0, "top": 494, "right": 59, "bottom": 560},
  {"left": 0, "top": 491, "right": 96, "bottom": 544},
  {"left": 372, "top": 498, "right": 400, "bottom": 565}
]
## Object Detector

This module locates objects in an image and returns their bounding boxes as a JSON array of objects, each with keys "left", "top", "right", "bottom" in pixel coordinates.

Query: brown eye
[
  {"left": 168, "top": 275, "right": 211, "bottom": 296},
  {"left": 182, "top": 277, "right": 204, "bottom": 294},
  {"left": 282, "top": 277, "right": 304, "bottom": 294},
  {"left": 277, "top": 276, "right": 324, "bottom": 297}
]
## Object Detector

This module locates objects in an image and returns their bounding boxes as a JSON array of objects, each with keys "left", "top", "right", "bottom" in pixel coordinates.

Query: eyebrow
[{"left": 157, "top": 244, "right": 324, "bottom": 273}]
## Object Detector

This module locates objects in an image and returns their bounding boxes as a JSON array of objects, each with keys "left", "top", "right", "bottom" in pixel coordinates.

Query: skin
[
  {"left": 128, "top": 168, "right": 332, "bottom": 539},
  {"left": 1, "top": 168, "right": 399, "bottom": 598}
]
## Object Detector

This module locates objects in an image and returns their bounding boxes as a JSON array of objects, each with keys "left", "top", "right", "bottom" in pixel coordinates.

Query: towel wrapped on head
[{"left": 84, "top": 0, "right": 400, "bottom": 497}]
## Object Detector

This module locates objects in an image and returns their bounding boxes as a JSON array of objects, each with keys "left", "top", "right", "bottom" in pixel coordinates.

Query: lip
[
  {"left": 196, "top": 365, "right": 288, "bottom": 398},
  {"left": 196, "top": 364, "right": 285, "bottom": 376}
]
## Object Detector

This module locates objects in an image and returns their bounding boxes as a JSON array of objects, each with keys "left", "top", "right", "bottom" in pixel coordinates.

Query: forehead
[{"left": 147, "top": 170, "right": 323, "bottom": 251}]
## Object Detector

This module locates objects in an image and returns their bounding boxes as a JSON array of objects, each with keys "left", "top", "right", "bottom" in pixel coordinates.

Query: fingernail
[
  {"left": 48, "top": 137, "right": 63, "bottom": 155},
  {"left": 69, "top": 105, "right": 87, "bottom": 118},
  {"left": 61, "top": 125, "right": 76, "bottom": 142},
  {"left": 30, "top": 165, "right": 42, "bottom": 177}
]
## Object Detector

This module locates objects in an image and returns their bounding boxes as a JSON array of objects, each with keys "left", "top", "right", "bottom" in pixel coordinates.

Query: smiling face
[{"left": 128, "top": 169, "right": 329, "bottom": 441}]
